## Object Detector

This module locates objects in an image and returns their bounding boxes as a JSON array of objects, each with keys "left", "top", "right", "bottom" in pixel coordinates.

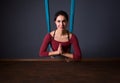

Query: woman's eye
[
  {"left": 57, "top": 20, "right": 60, "bottom": 22},
  {"left": 57, "top": 20, "right": 66, "bottom": 23},
  {"left": 63, "top": 21, "right": 66, "bottom": 22}
]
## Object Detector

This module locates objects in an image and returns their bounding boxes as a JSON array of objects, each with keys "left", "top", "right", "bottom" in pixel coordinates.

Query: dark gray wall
[{"left": 0, "top": 0, "right": 120, "bottom": 59}]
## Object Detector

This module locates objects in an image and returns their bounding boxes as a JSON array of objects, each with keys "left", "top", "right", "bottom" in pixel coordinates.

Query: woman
[{"left": 39, "top": 10, "right": 82, "bottom": 61}]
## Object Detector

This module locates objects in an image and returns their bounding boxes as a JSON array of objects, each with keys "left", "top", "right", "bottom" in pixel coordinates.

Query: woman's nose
[{"left": 60, "top": 22, "right": 63, "bottom": 25}]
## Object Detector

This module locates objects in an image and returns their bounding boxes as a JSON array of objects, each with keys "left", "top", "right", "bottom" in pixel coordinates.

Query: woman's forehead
[{"left": 56, "top": 15, "right": 67, "bottom": 20}]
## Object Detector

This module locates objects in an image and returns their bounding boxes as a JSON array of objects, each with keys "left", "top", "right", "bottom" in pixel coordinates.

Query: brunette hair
[{"left": 54, "top": 10, "right": 69, "bottom": 22}]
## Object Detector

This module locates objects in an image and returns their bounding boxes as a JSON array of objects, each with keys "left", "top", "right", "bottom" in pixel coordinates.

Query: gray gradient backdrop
[{"left": 0, "top": 0, "right": 120, "bottom": 59}]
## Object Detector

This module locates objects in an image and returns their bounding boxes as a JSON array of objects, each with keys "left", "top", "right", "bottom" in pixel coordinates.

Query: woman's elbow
[
  {"left": 39, "top": 51, "right": 42, "bottom": 56},
  {"left": 73, "top": 53, "right": 82, "bottom": 61},
  {"left": 39, "top": 50, "right": 48, "bottom": 57},
  {"left": 39, "top": 50, "right": 44, "bottom": 56}
]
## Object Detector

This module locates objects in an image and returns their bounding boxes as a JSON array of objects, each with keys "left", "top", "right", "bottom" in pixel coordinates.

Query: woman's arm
[
  {"left": 39, "top": 34, "right": 51, "bottom": 56},
  {"left": 62, "top": 53, "right": 73, "bottom": 59},
  {"left": 62, "top": 34, "right": 82, "bottom": 60}
]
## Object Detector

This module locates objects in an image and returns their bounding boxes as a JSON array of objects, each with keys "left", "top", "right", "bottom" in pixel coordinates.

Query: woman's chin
[
  {"left": 60, "top": 27, "right": 65, "bottom": 30},
  {"left": 57, "top": 27, "right": 66, "bottom": 30},
  {"left": 58, "top": 28, "right": 64, "bottom": 30}
]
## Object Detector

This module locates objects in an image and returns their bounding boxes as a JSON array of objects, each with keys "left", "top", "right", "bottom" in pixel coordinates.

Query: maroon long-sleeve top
[{"left": 39, "top": 33, "right": 82, "bottom": 60}]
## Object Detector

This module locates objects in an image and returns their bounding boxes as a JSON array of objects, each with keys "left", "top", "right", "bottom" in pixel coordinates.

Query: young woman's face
[{"left": 55, "top": 15, "right": 68, "bottom": 30}]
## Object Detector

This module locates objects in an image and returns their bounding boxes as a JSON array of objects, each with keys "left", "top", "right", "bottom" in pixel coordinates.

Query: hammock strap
[
  {"left": 45, "top": 0, "right": 50, "bottom": 32},
  {"left": 45, "top": 0, "right": 75, "bottom": 32},
  {"left": 70, "top": 0, "right": 75, "bottom": 32}
]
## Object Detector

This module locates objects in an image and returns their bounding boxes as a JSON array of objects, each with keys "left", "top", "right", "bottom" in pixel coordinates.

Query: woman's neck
[{"left": 56, "top": 29, "right": 67, "bottom": 36}]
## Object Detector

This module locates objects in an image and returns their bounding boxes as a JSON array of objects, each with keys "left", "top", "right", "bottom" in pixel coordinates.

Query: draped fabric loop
[{"left": 44, "top": 0, "right": 75, "bottom": 33}]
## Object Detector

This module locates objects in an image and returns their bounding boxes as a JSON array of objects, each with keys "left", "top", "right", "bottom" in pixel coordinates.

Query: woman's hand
[
  {"left": 48, "top": 43, "right": 63, "bottom": 56},
  {"left": 57, "top": 43, "right": 62, "bottom": 54}
]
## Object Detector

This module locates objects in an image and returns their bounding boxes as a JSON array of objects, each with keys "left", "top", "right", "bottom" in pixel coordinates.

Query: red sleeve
[
  {"left": 39, "top": 34, "right": 51, "bottom": 56},
  {"left": 70, "top": 34, "right": 82, "bottom": 60}
]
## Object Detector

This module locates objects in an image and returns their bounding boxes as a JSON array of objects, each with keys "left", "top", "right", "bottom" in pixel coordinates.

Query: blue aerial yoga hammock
[
  {"left": 44, "top": 0, "right": 75, "bottom": 33},
  {"left": 45, "top": 0, "right": 51, "bottom": 32}
]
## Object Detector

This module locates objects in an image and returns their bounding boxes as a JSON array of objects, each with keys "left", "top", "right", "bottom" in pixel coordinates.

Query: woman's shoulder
[
  {"left": 49, "top": 30, "right": 55, "bottom": 37},
  {"left": 68, "top": 32, "right": 72, "bottom": 39},
  {"left": 43, "top": 32, "right": 53, "bottom": 39},
  {"left": 71, "top": 33, "right": 76, "bottom": 37},
  {"left": 68, "top": 32, "right": 76, "bottom": 39},
  {"left": 69, "top": 33, "right": 78, "bottom": 40}
]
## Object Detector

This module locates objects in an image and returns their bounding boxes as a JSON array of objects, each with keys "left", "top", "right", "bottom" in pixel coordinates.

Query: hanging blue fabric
[
  {"left": 70, "top": 0, "right": 75, "bottom": 32},
  {"left": 45, "top": 0, "right": 50, "bottom": 32},
  {"left": 45, "top": 0, "right": 75, "bottom": 33}
]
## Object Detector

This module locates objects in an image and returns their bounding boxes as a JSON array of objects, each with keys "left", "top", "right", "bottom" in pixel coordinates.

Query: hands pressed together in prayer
[
  {"left": 57, "top": 43, "right": 72, "bottom": 62},
  {"left": 57, "top": 43, "right": 63, "bottom": 55}
]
